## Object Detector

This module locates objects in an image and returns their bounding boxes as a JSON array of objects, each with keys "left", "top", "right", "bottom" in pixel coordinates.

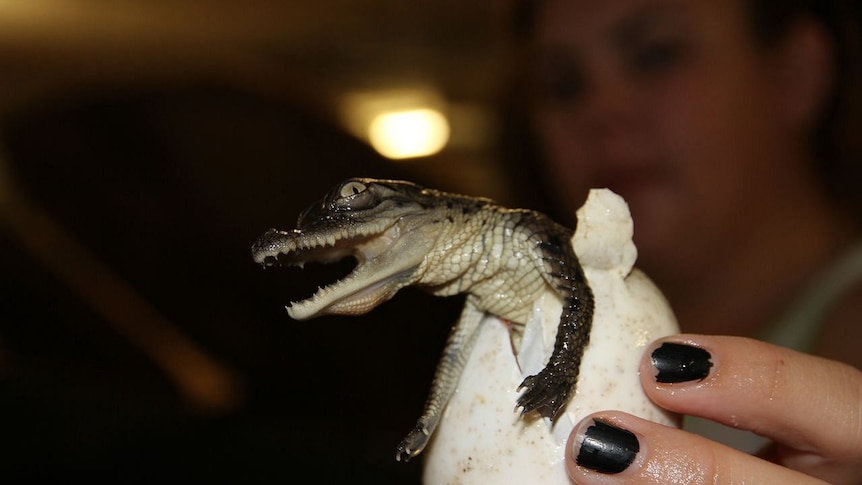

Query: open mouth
[
  {"left": 265, "top": 255, "right": 359, "bottom": 310},
  {"left": 252, "top": 224, "right": 411, "bottom": 319}
]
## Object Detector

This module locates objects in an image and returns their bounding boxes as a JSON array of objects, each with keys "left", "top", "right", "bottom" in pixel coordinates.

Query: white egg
[{"left": 422, "top": 189, "right": 680, "bottom": 484}]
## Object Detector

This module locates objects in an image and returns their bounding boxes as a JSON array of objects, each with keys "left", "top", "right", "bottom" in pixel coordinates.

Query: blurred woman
[{"left": 509, "top": 0, "right": 862, "bottom": 482}]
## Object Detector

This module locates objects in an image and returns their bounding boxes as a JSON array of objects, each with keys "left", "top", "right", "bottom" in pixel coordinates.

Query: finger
[
  {"left": 566, "top": 411, "right": 830, "bottom": 485},
  {"left": 640, "top": 335, "right": 862, "bottom": 482}
]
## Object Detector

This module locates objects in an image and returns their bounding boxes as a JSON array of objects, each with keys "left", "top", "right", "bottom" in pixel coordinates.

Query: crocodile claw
[
  {"left": 395, "top": 424, "right": 431, "bottom": 462},
  {"left": 516, "top": 365, "right": 575, "bottom": 421}
]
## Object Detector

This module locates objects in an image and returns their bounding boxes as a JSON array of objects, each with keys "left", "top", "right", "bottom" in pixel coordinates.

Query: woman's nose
[{"left": 577, "top": 74, "right": 636, "bottom": 134}]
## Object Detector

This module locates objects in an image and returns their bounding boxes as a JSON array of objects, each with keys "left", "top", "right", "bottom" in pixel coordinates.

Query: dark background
[{"left": 0, "top": 2, "right": 540, "bottom": 483}]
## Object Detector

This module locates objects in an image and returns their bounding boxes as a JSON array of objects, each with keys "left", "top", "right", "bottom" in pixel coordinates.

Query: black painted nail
[
  {"left": 576, "top": 420, "right": 639, "bottom": 474},
  {"left": 651, "top": 342, "right": 713, "bottom": 383}
]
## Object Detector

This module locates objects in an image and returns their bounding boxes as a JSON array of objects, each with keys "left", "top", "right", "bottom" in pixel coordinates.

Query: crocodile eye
[
  {"left": 339, "top": 181, "right": 367, "bottom": 198},
  {"left": 334, "top": 180, "right": 375, "bottom": 210}
]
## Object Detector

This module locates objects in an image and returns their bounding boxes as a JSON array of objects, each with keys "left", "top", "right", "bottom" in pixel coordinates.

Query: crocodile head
[{"left": 251, "top": 178, "right": 445, "bottom": 320}]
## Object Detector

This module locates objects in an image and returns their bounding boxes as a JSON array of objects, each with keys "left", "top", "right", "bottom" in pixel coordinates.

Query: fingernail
[
  {"left": 651, "top": 342, "right": 713, "bottom": 383},
  {"left": 575, "top": 420, "right": 639, "bottom": 474}
]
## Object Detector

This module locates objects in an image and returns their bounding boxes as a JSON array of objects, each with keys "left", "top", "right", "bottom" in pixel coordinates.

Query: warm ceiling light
[{"left": 367, "top": 108, "right": 450, "bottom": 160}]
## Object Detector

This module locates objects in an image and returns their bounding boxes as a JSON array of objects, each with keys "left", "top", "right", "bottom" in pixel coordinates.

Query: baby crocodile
[{"left": 251, "top": 178, "right": 594, "bottom": 462}]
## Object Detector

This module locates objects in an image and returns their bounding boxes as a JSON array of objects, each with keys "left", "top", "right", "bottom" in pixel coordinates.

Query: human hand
[{"left": 565, "top": 335, "right": 862, "bottom": 484}]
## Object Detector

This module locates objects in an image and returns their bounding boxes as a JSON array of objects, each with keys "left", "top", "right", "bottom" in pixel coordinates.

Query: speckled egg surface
[{"left": 422, "top": 189, "right": 680, "bottom": 484}]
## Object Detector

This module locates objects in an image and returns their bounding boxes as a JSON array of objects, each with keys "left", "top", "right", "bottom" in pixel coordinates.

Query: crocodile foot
[
  {"left": 395, "top": 423, "right": 431, "bottom": 462},
  {"left": 516, "top": 365, "right": 575, "bottom": 421}
]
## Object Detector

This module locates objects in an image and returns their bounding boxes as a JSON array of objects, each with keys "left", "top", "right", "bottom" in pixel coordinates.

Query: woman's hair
[
  {"left": 751, "top": 1, "right": 862, "bottom": 220},
  {"left": 504, "top": 0, "right": 862, "bottom": 221}
]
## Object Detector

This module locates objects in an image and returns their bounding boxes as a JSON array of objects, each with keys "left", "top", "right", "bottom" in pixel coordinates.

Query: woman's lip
[{"left": 595, "top": 167, "right": 665, "bottom": 199}]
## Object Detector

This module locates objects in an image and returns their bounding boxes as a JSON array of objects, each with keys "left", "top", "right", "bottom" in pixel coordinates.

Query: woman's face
[{"left": 531, "top": 0, "right": 812, "bottom": 272}]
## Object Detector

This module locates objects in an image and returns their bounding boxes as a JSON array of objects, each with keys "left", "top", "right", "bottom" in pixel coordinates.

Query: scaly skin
[{"left": 251, "top": 178, "right": 594, "bottom": 462}]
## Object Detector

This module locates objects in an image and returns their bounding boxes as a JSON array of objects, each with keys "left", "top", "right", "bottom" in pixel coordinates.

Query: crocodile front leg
[
  {"left": 396, "top": 298, "right": 485, "bottom": 462},
  {"left": 516, "top": 226, "right": 595, "bottom": 421}
]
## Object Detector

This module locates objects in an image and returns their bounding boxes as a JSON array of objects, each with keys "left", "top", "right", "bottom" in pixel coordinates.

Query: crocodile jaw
[{"left": 252, "top": 222, "right": 422, "bottom": 320}]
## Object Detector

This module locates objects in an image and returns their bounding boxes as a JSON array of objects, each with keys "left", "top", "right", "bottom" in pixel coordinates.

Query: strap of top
[{"left": 761, "top": 240, "right": 862, "bottom": 352}]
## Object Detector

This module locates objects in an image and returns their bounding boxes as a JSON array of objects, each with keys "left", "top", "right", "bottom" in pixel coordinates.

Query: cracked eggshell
[{"left": 422, "top": 189, "right": 681, "bottom": 484}]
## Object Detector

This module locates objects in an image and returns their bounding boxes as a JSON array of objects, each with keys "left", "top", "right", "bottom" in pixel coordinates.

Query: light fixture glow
[{"left": 367, "top": 108, "right": 450, "bottom": 160}]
